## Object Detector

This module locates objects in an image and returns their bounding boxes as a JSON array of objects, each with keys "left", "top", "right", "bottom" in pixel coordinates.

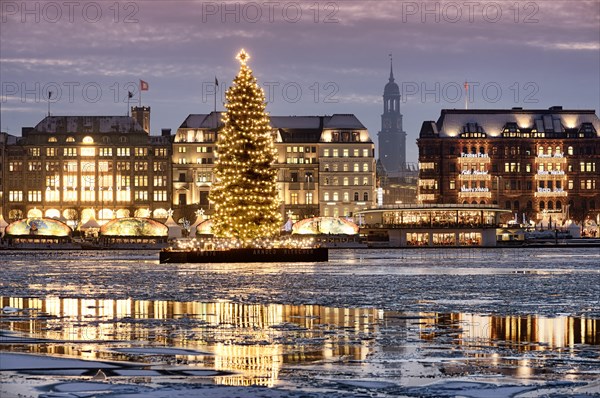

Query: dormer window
[
  {"left": 48, "top": 137, "right": 57, "bottom": 143},
  {"left": 66, "top": 137, "right": 75, "bottom": 143}
]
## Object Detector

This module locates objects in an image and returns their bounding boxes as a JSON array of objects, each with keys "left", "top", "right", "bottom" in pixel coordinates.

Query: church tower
[{"left": 378, "top": 55, "right": 406, "bottom": 173}]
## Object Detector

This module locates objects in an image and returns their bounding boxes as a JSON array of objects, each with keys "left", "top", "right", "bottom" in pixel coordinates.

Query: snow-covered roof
[
  {"left": 33, "top": 116, "right": 146, "bottom": 134},
  {"left": 421, "top": 108, "right": 599, "bottom": 138}
]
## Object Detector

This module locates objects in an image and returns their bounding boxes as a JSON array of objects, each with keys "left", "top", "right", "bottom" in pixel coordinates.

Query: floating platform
[{"left": 159, "top": 247, "right": 328, "bottom": 263}]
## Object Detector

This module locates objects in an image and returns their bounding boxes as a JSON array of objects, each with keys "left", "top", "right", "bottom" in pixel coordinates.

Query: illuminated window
[
  {"left": 362, "top": 149, "right": 369, "bottom": 157},
  {"left": 82, "top": 136, "right": 94, "bottom": 144},
  {"left": 64, "top": 148, "right": 77, "bottom": 157},
  {"left": 155, "top": 148, "right": 167, "bottom": 156},
  {"left": 29, "top": 148, "right": 40, "bottom": 157},
  {"left": 134, "top": 175, "right": 148, "bottom": 186},
  {"left": 9, "top": 191, "right": 23, "bottom": 202},
  {"left": 46, "top": 148, "right": 56, "bottom": 157},
  {"left": 362, "top": 163, "right": 368, "bottom": 172},
  {"left": 343, "top": 149, "right": 349, "bottom": 157},
  {"left": 323, "top": 208, "right": 329, "bottom": 217},
  {"left": 134, "top": 162, "right": 148, "bottom": 171},
  {"left": 567, "top": 146, "right": 574, "bottom": 155},
  {"left": 353, "top": 163, "right": 359, "bottom": 172},
  {"left": 305, "top": 192, "right": 313, "bottom": 204},
  {"left": 153, "top": 175, "right": 167, "bottom": 187},
  {"left": 28, "top": 162, "right": 42, "bottom": 171},
  {"left": 333, "top": 149, "right": 339, "bottom": 157},
  {"left": 323, "top": 148, "right": 329, "bottom": 157},
  {"left": 333, "top": 192, "right": 339, "bottom": 201},
  {"left": 99, "top": 148, "right": 112, "bottom": 157},
  {"left": 81, "top": 147, "right": 95, "bottom": 157},
  {"left": 363, "top": 177, "right": 368, "bottom": 185},
  {"left": 178, "top": 146, "right": 187, "bottom": 153},
  {"left": 66, "top": 137, "right": 75, "bottom": 143},
  {"left": 343, "top": 192, "right": 349, "bottom": 202},
  {"left": 48, "top": 137, "right": 57, "bottom": 143},
  {"left": 353, "top": 177, "right": 359, "bottom": 185},
  {"left": 290, "top": 193, "right": 298, "bottom": 205},
  {"left": 9, "top": 161, "right": 22, "bottom": 172},
  {"left": 135, "top": 191, "right": 148, "bottom": 201},
  {"left": 117, "top": 148, "right": 130, "bottom": 157},
  {"left": 135, "top": 148, "right": 147, "bottom": 157},
  {"left": 343, "top": 177, "right": 349, "bottom": 186},
  {"left": 353, "top": 149, "right": 359, "bottom": 157},
  {"left": 153, "top": 190, "right": 168, "bottom": 201},
  {"left": 450, "top": 180, "right": 456, "bottom": 190},
  {"left": 343, "top": 163, "right": 349, "bottom": 172},
  {"left": 324, "top": 192, "right": 330, "bottom": 201}
]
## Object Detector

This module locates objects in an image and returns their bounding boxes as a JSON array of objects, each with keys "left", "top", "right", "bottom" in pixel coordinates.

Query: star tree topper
[{"left": 236, "top": 49, "right": 250, "bottom": 65}]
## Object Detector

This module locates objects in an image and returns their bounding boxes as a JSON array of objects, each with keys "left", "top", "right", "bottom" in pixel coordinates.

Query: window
[
  {"left": 362, "top": 163, "right": 369, "bottom": 172},
  {"left": 153, "top": 190, "right": 168, "bottom": 201},
  {"left": 48, "top": 137, "right": 57, "bottom": 143},
  {"left": 28, "top": 162, "right": 42, "bottom": 171},
  {"left": 178, "top": 146, "right": 187, "bottom": 153},
  {"left": 29, "top": 148, "right": 40, "bottom": 157},
  {"left": 9, "top": 191, "right": 23, "bottom": 202},
  {"left": 290, "top": 192, "right": 299, "bottom": 204},
  {"left": 99, "top": 148, "right": 112, "bottom": 157},
  {"left": 46, "top": 148, "right": 56, "bottom": 157},
  {"left": 324, "top": 192, "right": 330, "bottom": 201},
  {"left": 353, "top": 177, "right": 359, "bottom": 185},
  {"left": 134, "top": 162, "right": 148, "bottom": 171},
  {"left": 117, "top": 148, "right": 130, "bottom": 157},
  {"left": 354, "top": 192, "right": 359, "bottom": 201},
  {"left": 343, "top": 149, "right": 349, "bottom": 157},
  {"left": 363, "top": 177, "right": 369, "bottom": 185},
  {"left": 135, "top": 148, "right": 147, "bottom": 157},
  {"left": 134, "top": 175, "right": 148, "bottom": 186},
  {"left": 362, "top": 149, "right": 369, "bottom": 157},
  {"left": 135, "top": 191, "right": 148, "bottom": 201},
  {"left": 28, "top": 191, "right": 42, "bottom": 202},
  {"left": 568, "top": 146, "right": 574, "bottom": 155},
  {"left": 343, "top": 192, "right": 349, "bottom": 202},
  {"left": 323, "top": 148, "right": 330, "bottom": 157},
  {"left": 304, "top": 172, "right": 313, "bottom": 182},
  {"left": 64, "top": 148, "right": 77, "bottom": 157},
  {"left": 119, "top": 136, "right": 127, "bottom": 143},
  {"left": 333, "top": 192, "right": 339, "bottom": 201},
  {"left": 450, "top": 180, "right": 456, "bottom": 190},
  {"left": 363, "top": 192, "right": 369, "bottom": 201},
  {"left": 305, "top": 192, "right": 313, "bottom": 204},
  {"left": 568, "top": 180, "right": 574, "bottom": 190},
  {"left": 155, "top": 148, "right": 168, "bottom": 156},
  {"left": 66, "top": 137, "right": 75, "bottom": 143},
  {"left": 179, "top": 173, "right": 186, "bottom": 182},
  {"left": 82, "top": 136, "right": 94, "bottom": 144},
  {"left": 333, "top": 149, "right": 339, "bottom": 157}
]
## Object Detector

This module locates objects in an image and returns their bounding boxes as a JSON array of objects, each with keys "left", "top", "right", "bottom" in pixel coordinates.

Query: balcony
[{"left": 534, "top": 188, "right": 568, "bottom": 197}]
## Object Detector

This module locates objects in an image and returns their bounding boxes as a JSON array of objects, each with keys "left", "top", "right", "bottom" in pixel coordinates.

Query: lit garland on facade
[{"left": 209, "top": 49, "right": 283, "bottom": 243}]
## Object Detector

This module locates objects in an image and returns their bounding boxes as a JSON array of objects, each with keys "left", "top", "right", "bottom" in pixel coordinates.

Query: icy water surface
[{"left": 0, "top": 248, "right": 599, "bottom": 397}]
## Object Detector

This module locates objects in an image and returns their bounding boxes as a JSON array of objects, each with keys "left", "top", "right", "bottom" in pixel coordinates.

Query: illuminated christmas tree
[{"left": 209, "top": 49, "right": 282, "bottom": 243}]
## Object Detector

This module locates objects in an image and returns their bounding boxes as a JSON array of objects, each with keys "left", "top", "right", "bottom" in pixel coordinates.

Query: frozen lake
[{"left": 1, "top": 248, "right": 599, "bottom": 397}]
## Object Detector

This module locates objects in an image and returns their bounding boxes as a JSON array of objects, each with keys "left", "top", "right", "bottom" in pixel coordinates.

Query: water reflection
[{"left": 1, "top": 296, "right": 598, "bottom": 386}]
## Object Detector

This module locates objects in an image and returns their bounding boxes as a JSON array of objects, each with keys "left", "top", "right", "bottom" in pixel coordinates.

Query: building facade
[
  {"left": 417, "top": 107, "right": 600, "bottom": 224},
  {"left": 378, "top": 57, "right": 407, "bottom": 173},
  {"left": 2, "top": 108, "right": 172, "bottom": 225},
  {"left": 172, "top": 113, "right": 376, "bottom": 222}
]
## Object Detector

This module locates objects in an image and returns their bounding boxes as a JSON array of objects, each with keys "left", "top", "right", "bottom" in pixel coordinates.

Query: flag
[
  {"left": 464, "top": 81, "right": 469, "bottom": 91},
  {"left": 127, "top": 91, "right": 133, "bottom": 99},
  {"left": 215, "top": 77, "right": 219, "bottom": 87},
  {"left": 140, "top": 80, "right": 149, "bottom": 91},
  {"left": 48, "top": 91, "right": 53, "bottom": 100}
]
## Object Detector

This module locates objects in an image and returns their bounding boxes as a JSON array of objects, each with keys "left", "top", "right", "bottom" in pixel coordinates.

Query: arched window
[
  {"left": 66, "top": 136, "right": 75, "bottom": 143},
  {"left": 514, "top": 201, "right": 519, "bottom": 210},
  {"left": 546, "top": 146, "right": 552, "bottom": 156},
  {"left": 555, "top": 146, "right": 561, "bottom": 155},
  {"left": 556, "top": 201, "right": 562, "bottom": 210},
  {"left": 471, "top": 146, "right": 476, "bottom": 154},
  {"left": 472, "top": 201, "right": 478, "bottom": 205},
  {"left": 102, "top": 136, "right": 110, "bottom": 143},
  {"left": 567, "top": 146, "right": 573, "bottom": 155},
  {"left": 363, "top": 192, "right": 369, "bottom": 201},
  {"left": 462, "top": 146, "right": 467, "bottom": 154},
  {"left": 540, "top": 201, "right": 545, "bottom": 210},
  {"left": 479, "top": 146, "right": 485, "bottom": 154},
  {"left": 548, "top": 201, "right": 553, "bottom": 210},
  {"left": 354, "top": 192, "right": 359, "bottom": 201},
  {"left": 463, "top": 201, "right": 468, "bottom": 204},
  {"left": 82, "top": 136, "right": 94, "bottom": 144},
  {"left": 480, "top": 200, "right": 485, "bottom": 204},
  {"left": 527, "top": 200, "right": 533, "bottom": 209},
  {"left": 48, "top": 137, "right": 57, "bottom": 143},
  {"left": 119, "top": 136, "right": 127, "bottom": 143}
]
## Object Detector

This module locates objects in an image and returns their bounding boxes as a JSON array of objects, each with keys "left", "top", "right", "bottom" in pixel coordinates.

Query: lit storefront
[{"left": 357, "top": 204, "right": 511, "bottom": 247}]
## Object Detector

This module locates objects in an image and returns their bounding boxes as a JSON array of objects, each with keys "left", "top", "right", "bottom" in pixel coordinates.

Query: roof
[
  {"left": 32, "top": 116, "right": 146, "bottom": 134},
  {"left": 419, "top": 107, "right": 599, "bottom": 138},
  {"left": 180, "top": 113, "right": 367, "bottom": 130}
]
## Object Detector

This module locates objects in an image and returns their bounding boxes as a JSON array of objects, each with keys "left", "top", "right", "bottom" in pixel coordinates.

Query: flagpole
[
  {"left": 139, "top": 83, "right": 142, "bottom": 107},
  {"left": 464, "top": 81, "right": 469, "bottom": 110},
  {"left": 127, "top": 94, "right": 130, "bottom": 116}
]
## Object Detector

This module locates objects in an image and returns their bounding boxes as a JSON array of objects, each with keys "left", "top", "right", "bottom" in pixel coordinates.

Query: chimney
[
  {"left": 161, "top": 128, "right": 171, "bottom": 137},
  {"left": 131, "top": 106, "right": 150, "bottom": 133}
]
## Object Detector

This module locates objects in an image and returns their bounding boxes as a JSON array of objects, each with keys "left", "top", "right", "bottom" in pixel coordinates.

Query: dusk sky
[{"left": 1, "top": 0, "right": 599, "bottom": 163}]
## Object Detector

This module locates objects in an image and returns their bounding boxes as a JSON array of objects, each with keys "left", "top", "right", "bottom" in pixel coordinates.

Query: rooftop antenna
[
  {"left": 47, "top": 91, "right": 53, "bottom": 116},
  {"left": 464, "top": 81, "right": 469, "bottom": 110}
]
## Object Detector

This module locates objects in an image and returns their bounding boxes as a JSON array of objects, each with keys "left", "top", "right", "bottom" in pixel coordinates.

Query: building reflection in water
[
  {"left": 1, "top": 297, "right": 598, "bottom": 386},
  {"left": 0, "top": 297, "right": 380, "bottom": 387}
]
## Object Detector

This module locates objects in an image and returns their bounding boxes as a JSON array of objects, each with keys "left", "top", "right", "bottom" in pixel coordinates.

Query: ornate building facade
[
  {"left": 2, "top": 108, "right": 173, "bottom": 225},
  {"left": 172, "top": 113, "right": 376, "bottom": 222},
  {"left": 417, "top": 107, "right": 600, "bottom": 224}
]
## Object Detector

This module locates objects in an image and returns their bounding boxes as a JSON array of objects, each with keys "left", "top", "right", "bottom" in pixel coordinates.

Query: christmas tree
[{"left": 209, "top": 49, "right": 282, "bottom": 243}]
